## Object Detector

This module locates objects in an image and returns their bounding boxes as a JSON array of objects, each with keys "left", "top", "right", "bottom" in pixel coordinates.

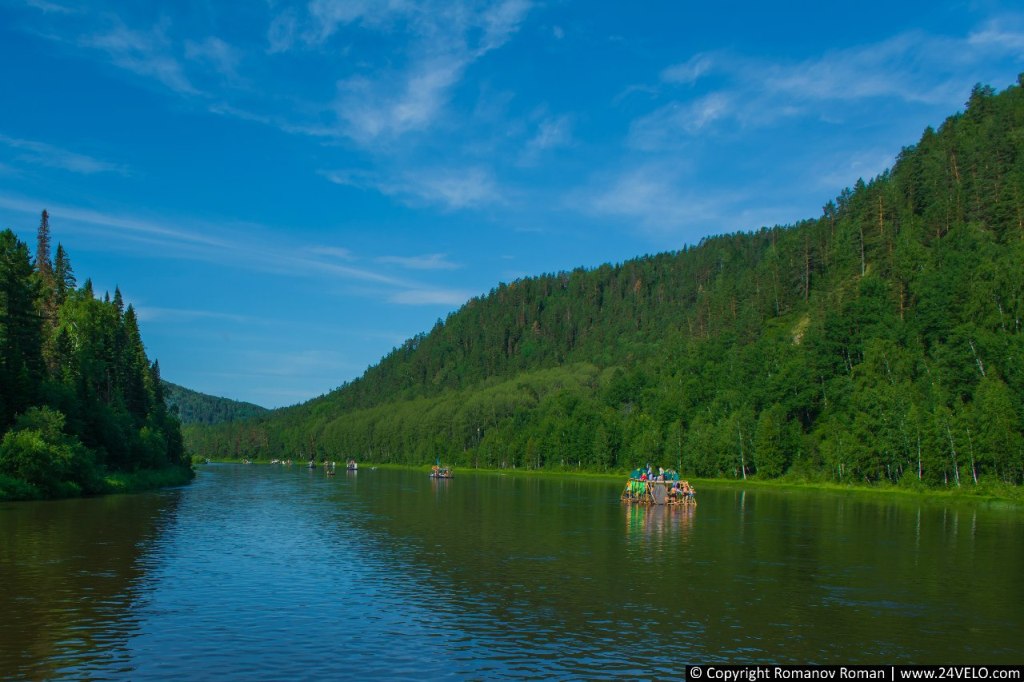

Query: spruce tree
[
  {"left": 53, "top": 244, "right": 76, "bottom": 306},
  {"left": 35, "top": 210, "right": 54, "bottom": 290}
]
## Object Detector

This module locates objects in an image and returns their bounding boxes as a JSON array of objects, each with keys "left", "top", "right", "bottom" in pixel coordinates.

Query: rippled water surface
[{"left": 1, "top": 465, "right": 1022, "bottom": 679}]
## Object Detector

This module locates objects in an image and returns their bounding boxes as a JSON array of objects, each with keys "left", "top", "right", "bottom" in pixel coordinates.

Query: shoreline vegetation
[
  {"left": 196, "top": 457, "right": 1024, "bottom": 507},
  {"left": 0, "top": 464, "right": 194, "bottom": 502}
]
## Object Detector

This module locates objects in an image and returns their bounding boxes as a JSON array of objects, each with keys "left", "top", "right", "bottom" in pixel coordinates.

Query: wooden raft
[{"left": 620, "top": 479, "right": 697, "bottom": 506}]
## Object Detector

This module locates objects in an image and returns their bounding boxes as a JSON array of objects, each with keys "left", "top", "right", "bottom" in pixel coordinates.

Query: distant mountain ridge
[
  {"left": 185, "top": 78, "right": 1024, "bottom": 490},
  {"left": 162, "top": 381, "right": 268, "bottom": 425}
]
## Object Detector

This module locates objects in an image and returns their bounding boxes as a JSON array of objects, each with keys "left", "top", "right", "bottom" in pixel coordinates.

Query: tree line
[
  {"left": 0, "top": 213, "right": 188, "bottom": 499},
  {"left": 162, "top": 380, "right": 268, "bottom": 426},
  {"left": 186, "top": 78, "right": 1024, "bottom": 491}
]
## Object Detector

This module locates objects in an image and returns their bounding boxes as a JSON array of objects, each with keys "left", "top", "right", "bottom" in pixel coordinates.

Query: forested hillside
[
  {"left": 163, "top": 381, "right": 268, "bottom": 425},
  {"left": 0, "top": 214, "right": 189, "bottom": 499},
  {"left": 187, "top": 79, "right": 1024, "bottom": 490}
]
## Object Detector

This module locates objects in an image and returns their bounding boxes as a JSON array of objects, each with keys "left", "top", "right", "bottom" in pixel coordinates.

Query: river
[{"left": 1, "top": 464, "right": 1021, "bottom": 679}]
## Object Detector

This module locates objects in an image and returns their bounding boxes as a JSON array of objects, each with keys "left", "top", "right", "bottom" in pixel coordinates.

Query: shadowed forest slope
[{"left": 163, "top": 381, "right": 268, "bottom": 426}]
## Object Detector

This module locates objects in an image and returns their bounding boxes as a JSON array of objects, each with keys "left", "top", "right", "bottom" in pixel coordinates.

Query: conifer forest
[{"left": 0, "top": 213, "right": 189, "bottom": 498}]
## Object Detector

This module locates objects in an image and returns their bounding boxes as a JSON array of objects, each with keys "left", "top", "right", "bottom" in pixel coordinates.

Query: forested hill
[
  {"left": 163, "top": 381, "right": 268, "bottom": 425},
  {"left": 187, "top": 78, "right": 1024, "bottom": 490},
  {"left": 0, "top": 215, "right": 189, "bottom": 499}
]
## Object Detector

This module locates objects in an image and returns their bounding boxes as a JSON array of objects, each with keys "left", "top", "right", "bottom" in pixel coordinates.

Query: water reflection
[
  {"left": 0, "top": 490, "right": 183, "bottom": 679},
  {"left": 430, "top": 476, "right": 453, "bottom": 495},
  {"left": 624, "top": 502, "right": 695, "bottom": 541}
]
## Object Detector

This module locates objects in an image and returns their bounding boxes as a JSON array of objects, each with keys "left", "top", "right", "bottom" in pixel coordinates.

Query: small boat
[
  {"left": 429, "top": 465, "right": 454, "bottom": 479},
  {"left": 346, "top": 459, "right": 358, "bottom": 471}
]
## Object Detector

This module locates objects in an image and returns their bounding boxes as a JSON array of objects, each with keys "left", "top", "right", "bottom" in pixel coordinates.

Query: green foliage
[
  {"left": 0, "top": 407, "right": 100, "bottom": 497},
  {"left": 0, "top": 221, "right": 188, "bottom": 500},
  {"left": 188, "top": 79, "right": 1024, "bottom": 493},
  {"left": 754, "top": 403, "right": 790, "bottom": 478},
  {"left": 162, "top": 380, "right": 268, "bottom": 425}
]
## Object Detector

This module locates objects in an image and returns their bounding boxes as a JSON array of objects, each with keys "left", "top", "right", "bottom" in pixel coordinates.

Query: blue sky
[{"left": 1, "top": 0, "right": 1022, "bottom": 408}]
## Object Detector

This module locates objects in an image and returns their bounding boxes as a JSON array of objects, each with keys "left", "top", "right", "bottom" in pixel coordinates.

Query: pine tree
[
  {"left": 35, "top": 210, "right": 54, "bottom": 290},
  {"left": 53, "top": 244, "right": 76, "bottom": 306},
  {"left": 34, "top": 211, "right": 59, "bottom": 370}
]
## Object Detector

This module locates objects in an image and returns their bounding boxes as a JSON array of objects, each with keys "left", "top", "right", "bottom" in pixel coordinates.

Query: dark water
[{"left": 1, "top": 465, "right": 1022, "bottom": 679}]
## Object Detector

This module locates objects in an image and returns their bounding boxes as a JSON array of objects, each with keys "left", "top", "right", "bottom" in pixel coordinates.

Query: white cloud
[
  {"left": 585, "top": 166, "right": 723, "bottom": 233},
  {"left": 0, "top": 134, "right": 127, "bottom": 175},
  {"left": 308, "top": 245, "right": 357, "bottom": 261},
  {"left": 968, "top": 19, "right": 1024, "bottom": 54},
  {"left": 319, "top": 0, "right": 532, "bottom": 144},
  {"left": 0, "top": 194, "right": 486, "bottom": 310},
  {"left": 324, "top": 165, "right": 502, "bottom": 210},
  {"left": 390, "top": 288, "right": 472, "bottom": 305},
  {"left": 81, "top": 21, "right": 198, "bottom": 95},
  {"left": 628, "top": 93, "right": 733, "bottom": 150},
  {"left": 812, "top": 148, "right": 896, "bottom": 191},
  {"left": 0, "top": 194, "right": 227, "bottom": 249},
  {"left": 409, "top": 167, "right": 502, "bottom": 209},
  {"left": 135, "top": 306, "right": 261, "bottom": 324},
  {"left": 185, "top": 37, "right": 242, "bottom": 79},
  {"left": 304, "top": 0, "right": 412, "bottom": 44},
  {"left": 334, "top": 55, "right": 465, "bottom": 142},
  {"left": 660, "top": 53, "right": 713, "bottom": 85},
  {"left": 478, "top": 0, "right": 532, "bottom": 54},
  {"left": 376, "top": 253, "right": 460, "bottom": 270},
  {"left": 526, "top": 115, "right": 572, "bottom": 151},
  {"left": 631, "top": 22, "right": 1024, "bottom": 149},
  {"left": 267, "top": 9, "right": 298, "bottom": 53},
  {"left": 760, "top": 32, "right": 955, "bottom": 104},
  {"left": 576, "top": 165, "right": 810, "bottom": 243},
  {"left": 0, "top": 194, "right": 404, "bottom": 287},
  {"left": 24, "top": 0, "right": 76, "bottom": 13}
]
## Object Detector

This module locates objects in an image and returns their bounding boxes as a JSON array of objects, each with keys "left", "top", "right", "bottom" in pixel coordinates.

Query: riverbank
[
  {"left": 357, "top": 461, "right": 1024, "bottom": 506},
  {"left": 0, "top": 464, "right": 194, "bottom": 502},
  {"left": 686, "top": 475, "right": 1024, "bottom": 508},
  {"left": 189, "top": 457, "right": 1024, "bottom": 506},
  {"left": 376, "top": 462, "right": 1024, "bottom": 507}
]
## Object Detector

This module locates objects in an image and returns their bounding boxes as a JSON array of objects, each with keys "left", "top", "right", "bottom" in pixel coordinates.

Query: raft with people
[
  {"left": 430, "top": 465, "right": 454, "bottom": 479},
  {"left": 621, "top": 466, "right": 696, "bottom": 506}
]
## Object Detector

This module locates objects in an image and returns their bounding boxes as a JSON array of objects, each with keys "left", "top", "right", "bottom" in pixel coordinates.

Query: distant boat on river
[{"left": 429, "top": 465, "right": 454, "bottom": 479}]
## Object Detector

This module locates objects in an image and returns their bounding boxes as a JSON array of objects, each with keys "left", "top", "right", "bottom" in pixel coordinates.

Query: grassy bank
[
  {"left": 0, "top": 465, "right": 195, "bottom": 502},
  {"left": 398, "top": 462, "right": 1024, "bottom": 507},
  {"left": 202, "top": 456, "right": 1022, "bottom": 507},
  {"left": 682, "top": 474, "right": 1024, "bottom": 508}
]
